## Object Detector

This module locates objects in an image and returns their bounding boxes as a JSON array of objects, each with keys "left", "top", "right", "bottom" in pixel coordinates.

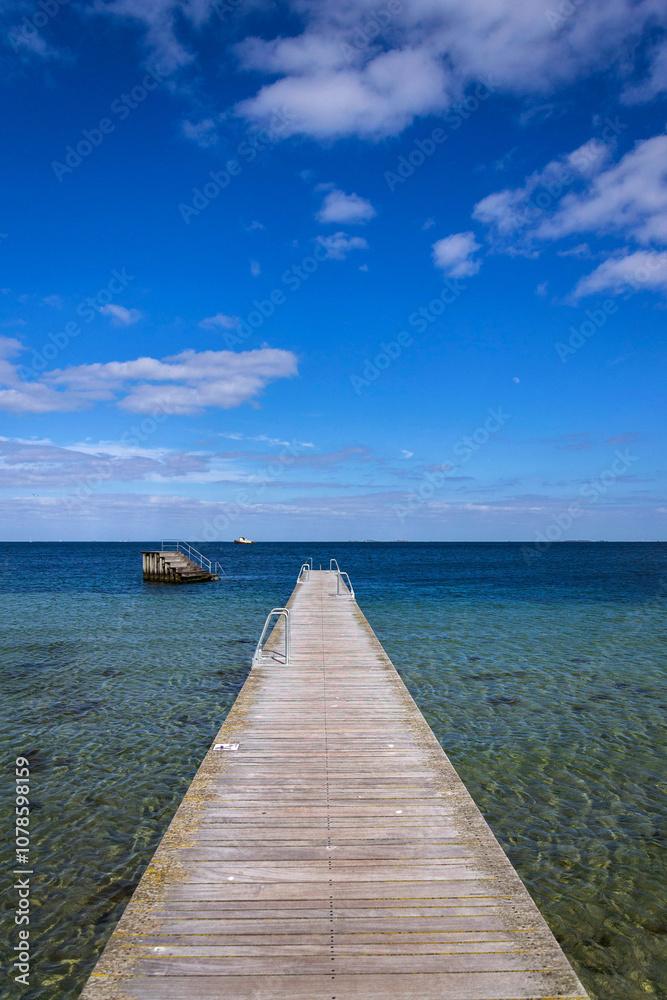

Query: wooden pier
[{"left": 81, "top": 565, "right": 589, "bottom": 1000}]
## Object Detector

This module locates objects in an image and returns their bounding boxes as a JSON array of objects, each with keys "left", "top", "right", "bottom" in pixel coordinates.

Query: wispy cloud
[
  {"left": 200, "top": 313, "right": 239, "bottom": 330},
  {"left": 100, "top": 304, "right": 142, "bottom": 326},
  {"left": 316, "top": 232, "right": 368, "bottom": 260},
  {"left": 181, "top": 117, "right": 220, "bottom": 148},
  {"left": 0, "top": 346, "right": 299, "bottom": 415}
]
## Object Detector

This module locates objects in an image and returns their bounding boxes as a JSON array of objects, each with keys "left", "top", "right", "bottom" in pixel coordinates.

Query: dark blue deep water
[{"left": 1, "top": 542, "right": 666, "bottom": 999}]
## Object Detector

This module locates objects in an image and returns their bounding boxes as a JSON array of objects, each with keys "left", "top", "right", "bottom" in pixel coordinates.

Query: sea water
[{"left": 0, "top": 542, "right": 665, "bottom": 999}]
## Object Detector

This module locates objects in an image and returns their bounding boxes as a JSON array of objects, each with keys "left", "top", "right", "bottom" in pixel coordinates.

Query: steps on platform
[{"left": 141, "top": 548, "right": 220, "bottom": 583}]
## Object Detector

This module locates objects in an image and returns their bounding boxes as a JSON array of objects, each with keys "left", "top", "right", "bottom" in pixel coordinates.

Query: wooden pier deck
[{"left": 81, "top": 567, "right": 589, "bottom": 1000}]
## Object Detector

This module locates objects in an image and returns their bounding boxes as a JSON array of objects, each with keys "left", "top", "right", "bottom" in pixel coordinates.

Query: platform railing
[
  {"left": 298, "top": 563, "right": 311, "bottom": 582},
  {"left": 161, "top": 540, "right": 227, "bottom": 578},
  {"left": 336, "top": 570, "right": 355, "bottom": 599},
  {"left": 252, "top": 607, "right": 290, "bottom": 666},
  {"left": 329, "top": 558, "right": 340, "bottom": 573}
]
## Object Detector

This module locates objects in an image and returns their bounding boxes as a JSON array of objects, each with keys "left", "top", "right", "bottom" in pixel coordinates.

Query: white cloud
[
  {"left": 250, "top": 259, "right": 261, "bottom": 277},
  {"left": 472, "top": 132, "right": 667, "bottom": 298},
  {"left": 472, "top": 138, "right": 614, "bottom": 243},
  {"left": 432, "top": 232, "right": 482, "bottom": 277},
  {"left": 572, "top": 250, "right": 667, "bottom": 299},
  {"left": 233, "top": 0, "right": 667, "bottom": 140},
  {"left": 316, "top": 187, "right": 376, "bottom": 224},
  {"left": 0, "top": 346, "right": 299, "bottom": 415},
  {"left": 42, "top": 295, "right": 62, "bottom": 309},
  {"left": 236, "top": 45, "right": 448, "bottom": 140},
  {"left": 199, "top": 313, "right": 239, "bottom": 330},
  {"left": 474, "top": 135, "right": 667, "bottom": 255},
  {"left": 0, "top": 336, "right": 23, "bottom": 358},
  {"left": 100, "top": 304, "right": 142, "bottom": 326},
  {"left": 316, "top": 232, "right": 368, "bottom": 260},
  {"left": 10, "top": 0, "right": 667, "bottom": 147},
  {"left": 473, "top": 134, "right": 667, "bottom": 301},
  {"left": 621, "top": 38, "right": 667, "bottom": 104},
  {"left": 220, "top": 432, "right": 314, "bottom": 448},
  {"left": 536, "top": 135, "right": 667, "bottom": 245}
]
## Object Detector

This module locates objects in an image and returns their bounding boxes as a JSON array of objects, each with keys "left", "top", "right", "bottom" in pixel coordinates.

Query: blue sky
[{"left": 1, "top": 0, "right": 666, "bottom": 541}]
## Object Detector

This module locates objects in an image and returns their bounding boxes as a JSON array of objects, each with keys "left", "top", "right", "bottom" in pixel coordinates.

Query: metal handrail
[
  {"left": 252, "top": 608, "right": 290, "bottom": 666},
  {"left": 298, "top": 563, "right": 310, "bottom": 581},
  {"left": 336, "top": 570, "right": 355, "bottom": 598},
  {"left": 161, "top": 540, "right": 226, "bottom": 578},
  {"left": 306, "top": 557, "right": 313, "bottom": 569},
  {"left": 329, "top": 558, "right": 340, "bottom": 573}
]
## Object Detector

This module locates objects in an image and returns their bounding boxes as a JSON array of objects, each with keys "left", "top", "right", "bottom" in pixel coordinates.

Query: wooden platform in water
[
  {"left": 142, "top": 550, "right": 220, "bottom": 583},
  {"left": 81, "top": 568, "right": 589, "bottom": 1000}
]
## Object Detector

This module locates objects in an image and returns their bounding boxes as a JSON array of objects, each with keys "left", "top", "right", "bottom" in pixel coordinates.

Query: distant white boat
[{"left": 234, "top": 536, "right": 253, "bottom": 544}]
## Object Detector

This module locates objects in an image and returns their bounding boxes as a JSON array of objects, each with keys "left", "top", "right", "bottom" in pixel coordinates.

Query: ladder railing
[
  {"left": 328, "top": 558, "right": 354, "bottom": 597},
  {"left": 160, "top": 540, "right": 227, "bottom": 578},
  {"left": 336, "top": 570, "right": 355, "bottom": 598},
  {"left": 298, "top": 562, "right": 311, "bottom": 582},
  {"left": 252, "top": 608, "right": 290, "bottom": 666}
]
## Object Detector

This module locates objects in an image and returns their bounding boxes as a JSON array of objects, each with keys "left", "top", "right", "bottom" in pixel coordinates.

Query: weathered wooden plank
[
  {"left": 80, "top": 568, "right": 589, "bottom": 1000},
  {"left": 81, "top": 972, "right": 588, "bottom": 1000}
]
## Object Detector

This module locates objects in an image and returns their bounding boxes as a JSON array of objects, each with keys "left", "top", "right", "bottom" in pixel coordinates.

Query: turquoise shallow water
[{"left": 0, "top": 541, "right": 666, "bottom": 999}]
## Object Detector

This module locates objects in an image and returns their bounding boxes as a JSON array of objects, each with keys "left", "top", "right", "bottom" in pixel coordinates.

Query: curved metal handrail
[
  {"left": 329, "top": 558, "right": 340, "bottom": 573},
  {"left": 252, "top": 607, "right": 290, "bottom": 666},
  {"left": 161, "top": 539, "right": 227, "bottom": 579},
  {"left": 298, "top": 563, "right": 310, "bottom": 582},
  {"left": 336, "top": 570, "right": 355, "bottom": 599}
]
